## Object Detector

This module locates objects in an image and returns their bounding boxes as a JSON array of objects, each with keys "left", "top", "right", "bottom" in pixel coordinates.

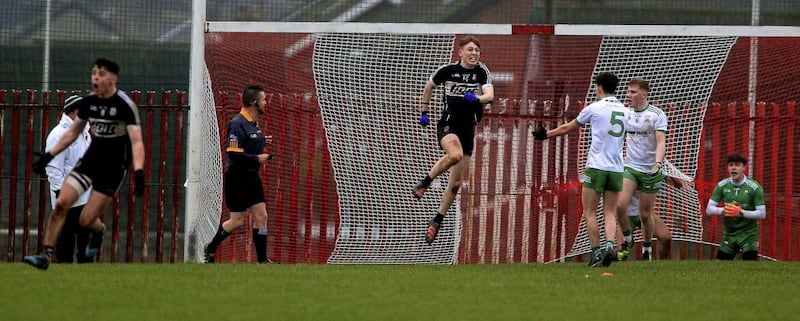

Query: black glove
[
  {"left": 134, "top": 169, "right": 145, "bottom": 197},
  {"left": 532, "top": 127, "right": 549, "bottom": 140},
  {"left": 32, "top": 151, "right": 54, "bottom": 175}
]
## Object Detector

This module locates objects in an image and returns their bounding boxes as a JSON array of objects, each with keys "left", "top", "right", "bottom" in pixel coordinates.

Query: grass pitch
[{"left": 2, "top": 261, "right": 799, "bottom": 321}]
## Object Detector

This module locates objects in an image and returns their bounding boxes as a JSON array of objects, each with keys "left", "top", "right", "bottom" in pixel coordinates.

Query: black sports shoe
[
  {"left": 413, "top": 177, "right": 432, "bottom": 199},
  {"left": 425, "top": 219, "right": 441, "bottom": 244},
  {"left": 23, "top": 254, "right": 50, "bottom": 270},
  {"left": 203, "top": 245, "right": 215, "bottom": 263},
  {"left": 641, "top": 250, "right": 652, "bottom": 261},
  {"left": 588, "top": 250, "right": 603, "bottom": 267},
  {"left": 258, "top": 258, "right": 272, "bottom": 264},
  {"left": 601, "top": 249, "right": 614, "bottom": 267},
  {"left": 85, "top": 225, "right": 105, "bottom": 257}
]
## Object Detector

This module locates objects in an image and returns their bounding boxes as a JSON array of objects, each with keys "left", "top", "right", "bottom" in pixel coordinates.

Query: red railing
[
  {"left": 1, "top": 89, "right": 187, "bottom": 263},
  {"left": 2, "top": 89, "right": 797, "bottom": 262}
]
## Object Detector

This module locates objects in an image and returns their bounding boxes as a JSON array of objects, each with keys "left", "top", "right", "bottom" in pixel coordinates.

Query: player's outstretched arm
[
  {"left": 546, "top": 119, "right": 580, "bottom": 138},
  {"left": 49, "top": 118, "right": 87, "bottom": 157}
]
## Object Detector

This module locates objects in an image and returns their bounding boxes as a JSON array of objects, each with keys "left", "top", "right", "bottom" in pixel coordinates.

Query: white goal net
[{"left": 187, "top": 21, "right": 800, "bottom": 263}]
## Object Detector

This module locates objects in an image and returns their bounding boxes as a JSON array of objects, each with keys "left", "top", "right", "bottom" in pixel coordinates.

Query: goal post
[{"left": 187, "top": 18, "right": 800, "bottom": 263}]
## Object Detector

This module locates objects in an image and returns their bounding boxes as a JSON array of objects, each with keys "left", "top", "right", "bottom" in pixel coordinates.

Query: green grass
[{"left": 2, "top": 261, "right": 800, "bottom": 321}]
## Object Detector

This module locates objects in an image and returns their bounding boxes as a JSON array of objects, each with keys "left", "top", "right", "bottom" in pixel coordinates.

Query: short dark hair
[
  {"left": 242, "top": 85, "right": 264, "bottom": 107},
  {"left": 94, "top": 57, "right": 119, "bottom": 75},
  {"left": 629, "top": 78, "right": 650, "bottom": 92},
  {"left": 595, "top": 72, "right": 619, "bottom": 95},
  {"left": 459, "top": 35, "right": 481, "bottom": 49},
  {"left": 726, "top": 153, "right": 748, "bottom": 165}
]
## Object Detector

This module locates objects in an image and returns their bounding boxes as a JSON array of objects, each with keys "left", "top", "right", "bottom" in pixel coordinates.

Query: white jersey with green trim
[
  {"left": 576, "top": 96, "right": 629, "bottom": 172},
  {"left": 625, "top": 104, "right": 668, "bottom": 172}
]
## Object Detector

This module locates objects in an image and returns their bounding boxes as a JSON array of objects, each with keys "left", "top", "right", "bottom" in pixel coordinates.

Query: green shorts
[
  {"left": 628, "top": 215, "right": 642, "bottom": 229},
  {"left": 581, "top": 168, "right": 623, "bottom": 193},
  {"left": 719, "top": 229, "right": 760, "bottom": 254},
  {"left": 622, "top": 166, "right": 665, "bottom": 194}
]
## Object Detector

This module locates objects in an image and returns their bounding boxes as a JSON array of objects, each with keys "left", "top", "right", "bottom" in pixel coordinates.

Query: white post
[
  {"left": 748, "top": 0, "right": 759, "bottom": 174},
  {"left": 185, "top": 0, "right": 207, "bottom": 262},
  {"left": 42, "top": 0, "right": 52, "bottom": 92}
]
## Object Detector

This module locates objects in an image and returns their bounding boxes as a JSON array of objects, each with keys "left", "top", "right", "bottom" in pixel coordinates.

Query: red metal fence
[{"left": 2, "top": 89, "right": 798, "bottom": 262}]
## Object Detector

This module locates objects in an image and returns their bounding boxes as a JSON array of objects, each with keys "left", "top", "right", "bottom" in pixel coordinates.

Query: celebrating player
[
  {"left": 412, "top": 35, "right": 494, "bottom": 244},
  {"left": 26, "top": 58, "right": 146, "bottom": 270}
]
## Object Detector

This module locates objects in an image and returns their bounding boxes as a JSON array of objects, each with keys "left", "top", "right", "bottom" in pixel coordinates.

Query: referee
[{"left": 204, "top": 85, "right": 273, "bottom": 264}]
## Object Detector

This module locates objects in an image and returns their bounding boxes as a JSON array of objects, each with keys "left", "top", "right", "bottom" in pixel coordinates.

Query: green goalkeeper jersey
[{"left": 710, "top": 176, "right": 765, "bottom": 236}]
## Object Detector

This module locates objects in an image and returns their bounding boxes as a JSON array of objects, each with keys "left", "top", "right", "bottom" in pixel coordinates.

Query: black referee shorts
[
  {"left": 436, "top": 121, "right": 476, "bottom": 156},
  {"left": 224, "top": 168, "right": 266, "bottom": 212}
]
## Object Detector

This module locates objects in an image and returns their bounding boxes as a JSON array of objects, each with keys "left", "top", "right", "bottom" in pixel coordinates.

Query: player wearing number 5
[
  {"left": 413, "top": 35, "right": 494, "bottom": 244},
  {"left": 705, "top": 153, "right": 766, "bottom": 260},
  {"left": 532, "top": 72, "right": 628, "bottom": 267}
]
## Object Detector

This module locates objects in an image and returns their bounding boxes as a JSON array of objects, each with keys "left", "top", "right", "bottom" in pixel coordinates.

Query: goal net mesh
[{"left": 191, "top": 25, "right": 800, "bottom": 263}]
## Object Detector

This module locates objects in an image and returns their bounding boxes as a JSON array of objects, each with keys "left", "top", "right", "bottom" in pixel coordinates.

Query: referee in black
[{"left": 204, "top": 85, "right": 273, "bottom": 264}]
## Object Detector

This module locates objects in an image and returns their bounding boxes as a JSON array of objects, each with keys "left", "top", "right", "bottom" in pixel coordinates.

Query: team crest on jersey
[
  {"left": 644, "top": 115, "right": 651, "bottom": 124},
  {"left": 250, "top": 133, "right": 258, "bottom": 138}
]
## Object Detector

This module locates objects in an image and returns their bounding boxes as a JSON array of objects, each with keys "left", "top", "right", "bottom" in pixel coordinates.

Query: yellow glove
[{"left": 723, "top": 203, "right": 742, "bottom": 217}]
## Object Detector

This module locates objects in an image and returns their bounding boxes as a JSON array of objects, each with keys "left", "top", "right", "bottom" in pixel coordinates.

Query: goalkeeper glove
[
  {"left": 650, "top": 161, "right": 663, "bottom": 174},
  {"left": 419, "top": 111, "right": 430, "bottom": 127},
  {"left": 463, "top": 91, "right": 479, "bottom": 103},
  {"left": 723, "top": 203, "right": 742, "bottom": 217},
  {"left": 134, "top": 169, "right": 145, "bottom": 197},
  {"left": 531, "top": 127, "right": 548, "bottom": 140},
  {"left": 32, "top": 151, "right": 54, "bottom": 176}
]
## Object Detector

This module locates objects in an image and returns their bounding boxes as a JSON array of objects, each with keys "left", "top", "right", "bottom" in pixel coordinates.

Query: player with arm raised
[
  {"left": 705, "top": 153, "right": 766, "bottom": 260},
  {"left": 413, "top": 35, "right": 494, "bottom": 244},
  {"left": 533, "top": 72, "right": 627, "bottom": 267},
  {"left": 614, "top": 79, "right": 668, "bottom": 261},
  {"left": 25, "top": 57, "right": 146, "bottom": 270}
]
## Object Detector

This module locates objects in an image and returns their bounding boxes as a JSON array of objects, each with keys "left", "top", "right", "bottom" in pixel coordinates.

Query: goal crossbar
[{"left": 206, "top": 22, "right": 800, "bottom": 37}]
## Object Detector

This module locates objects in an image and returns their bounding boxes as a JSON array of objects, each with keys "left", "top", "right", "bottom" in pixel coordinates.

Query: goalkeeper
[
  {"left": 413, "top": 35, "right": 494, "bottom": 244},
  {"left": 705, "top": 153, "right": 766, "bottom": 260}
]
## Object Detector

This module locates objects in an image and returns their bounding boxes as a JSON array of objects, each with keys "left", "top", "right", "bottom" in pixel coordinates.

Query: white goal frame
[{"left": 187, "top": 0, "right": 800, "bottom": 262}]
